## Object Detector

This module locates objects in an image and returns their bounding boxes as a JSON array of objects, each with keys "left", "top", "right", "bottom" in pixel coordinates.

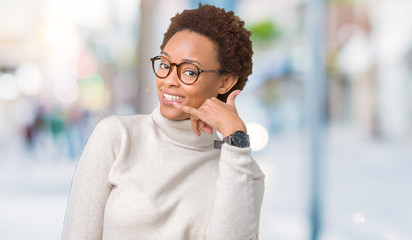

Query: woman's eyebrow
[
  {"left": 160, "top": 51, "right": 170, "bottom": 57},
  {"left": 160, "top": 51, "right": 202, "bottom": 67},
  {"left": 182, "top": 58, "right": 202, "bottom": 67}
]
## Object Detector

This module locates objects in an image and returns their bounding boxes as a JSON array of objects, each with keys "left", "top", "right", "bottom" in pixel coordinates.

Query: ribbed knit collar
[{"left": 151, "top": 106, "right": 219, "bottom": 149}]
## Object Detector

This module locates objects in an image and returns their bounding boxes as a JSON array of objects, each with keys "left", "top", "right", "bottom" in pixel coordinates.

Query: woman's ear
[{"left": 218, "top": 74, "right": 238, "bottom": 95}]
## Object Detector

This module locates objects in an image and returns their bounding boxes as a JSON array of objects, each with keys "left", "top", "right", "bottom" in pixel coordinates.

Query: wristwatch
[{"left": 214, "top": 130, "right": 250, "bottom": 149}]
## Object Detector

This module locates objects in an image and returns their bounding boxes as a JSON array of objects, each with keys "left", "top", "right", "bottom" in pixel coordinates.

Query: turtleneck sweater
[{"left": 62, "top": 106, "right": 265, "bottom": 240}]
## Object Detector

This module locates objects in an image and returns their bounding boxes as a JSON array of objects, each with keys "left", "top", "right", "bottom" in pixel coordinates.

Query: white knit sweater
[{"left": 62, "top": 106, "right": 265, "bottom": 240}]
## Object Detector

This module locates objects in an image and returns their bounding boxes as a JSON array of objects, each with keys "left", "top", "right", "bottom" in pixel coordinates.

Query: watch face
[{"left": 232, "top": 130, "right": 250, "bottom": 148}]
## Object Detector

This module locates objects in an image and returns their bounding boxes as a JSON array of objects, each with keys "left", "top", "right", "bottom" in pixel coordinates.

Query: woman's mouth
[
  {"left": 164, "top": 92, "right": 184, "bottom": 101},
  {"left": 160, "top": 90, "right": 185, "bottom": 105}
]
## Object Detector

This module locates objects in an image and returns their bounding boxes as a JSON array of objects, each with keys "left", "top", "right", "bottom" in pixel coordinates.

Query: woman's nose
[{"left": 163, "top": 65, "right": 181, "bottom": 87}]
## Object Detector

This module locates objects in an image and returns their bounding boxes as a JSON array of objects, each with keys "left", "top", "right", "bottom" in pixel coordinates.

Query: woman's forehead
[{"left": 162, "top": 30, "right": 219, "bottom": 67}]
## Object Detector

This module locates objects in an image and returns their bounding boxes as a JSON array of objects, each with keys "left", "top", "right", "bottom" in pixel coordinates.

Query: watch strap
[
  {"left": 214, "top": 135, "right": 231, "bottom": 149},
  {"left": 214, "top": 140, "right": 224, "bottom": 149}
]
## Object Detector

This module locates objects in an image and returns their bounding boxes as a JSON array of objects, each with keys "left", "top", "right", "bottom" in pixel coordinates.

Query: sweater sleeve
[
  {"left": 206, "top": 144, "right": 265, "bottom": 240},
  {"left": 62, "top": 116, "right": 122, "bottom": 240}
]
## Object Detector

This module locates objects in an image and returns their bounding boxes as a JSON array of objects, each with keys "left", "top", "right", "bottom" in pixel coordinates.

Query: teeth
[{"left": 164, "top": 92, "right": 184, "bottom": 101}]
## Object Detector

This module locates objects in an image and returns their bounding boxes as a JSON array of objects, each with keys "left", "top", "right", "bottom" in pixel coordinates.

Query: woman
[{"left": 62, "top": 4, "right": 265, "bottom": 240}]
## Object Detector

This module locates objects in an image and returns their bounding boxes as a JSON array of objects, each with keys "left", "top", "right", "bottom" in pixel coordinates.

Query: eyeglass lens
[{"left": 152, "top": 57, "right": 199, "bottom": 84}]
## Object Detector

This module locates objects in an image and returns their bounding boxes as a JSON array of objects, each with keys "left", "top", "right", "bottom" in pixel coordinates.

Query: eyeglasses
[{"left": 150, "top": 55, "right": 222, "bottom": 85}]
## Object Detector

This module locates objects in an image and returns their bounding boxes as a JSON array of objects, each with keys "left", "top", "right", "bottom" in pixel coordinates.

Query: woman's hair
[{"left": 160, "top": 4, "right": 253, "bottom": 102}]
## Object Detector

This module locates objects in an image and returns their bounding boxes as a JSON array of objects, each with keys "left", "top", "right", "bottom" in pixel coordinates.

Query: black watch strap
[
  {"left": 214, "top": 135, "right": 231, "bottom": 149},
  {"left": 214, "top": 140, "right": 224, "bottom": 149}
]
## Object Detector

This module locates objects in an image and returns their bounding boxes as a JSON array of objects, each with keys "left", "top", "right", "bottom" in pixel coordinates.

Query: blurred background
[{"left": 0, "top": 0, "right": 411, "bottom": 239}]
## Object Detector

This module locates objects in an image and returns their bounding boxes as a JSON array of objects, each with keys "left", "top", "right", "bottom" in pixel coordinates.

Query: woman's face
[{"left": 155, "top": 30, "right": 224, "bottom": 120}]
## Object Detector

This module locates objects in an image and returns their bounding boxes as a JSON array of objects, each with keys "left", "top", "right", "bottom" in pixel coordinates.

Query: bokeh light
[
  {"left": 79, "top": 74, "right": 104, "bottom": 101},
  {"left": 352, "top": 212, "right": 366, "bottom": 224},
  {"left": 246, "top": 122, "right": 269, "bottom": 151},
  {"left": 54, "top": 84, "right": 79, "bottom": 105},
  {"left": 78, "top": 74, "right": 109, "bottom": 110},
  {"left": 0, "top": 73, "right": 20, "bottom": 101},
  {"left": 16, "top": 63, "right": 44, "bottom": 96}
]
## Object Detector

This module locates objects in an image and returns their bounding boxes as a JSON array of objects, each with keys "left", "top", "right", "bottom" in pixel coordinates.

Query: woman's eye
[
  {"left": 183, "top": 70, "right": 198, "bottom": 78},
  {"left": 160, "top": 63, "right": 170, "bottom": 69}
]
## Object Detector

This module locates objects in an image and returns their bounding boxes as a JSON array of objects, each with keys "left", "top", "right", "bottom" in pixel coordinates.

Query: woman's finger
[
  {"left": 225, "top": 90, "right": 240, "bottom": 108},
  {"left": 190, "top": 115, "right": 201, "bottom": 136},
  {"left": 198, "top": 121, "right": 213, "bottom": 134},
  {"left": 173, "top": 102, "right": 205, "bottom": 120}
]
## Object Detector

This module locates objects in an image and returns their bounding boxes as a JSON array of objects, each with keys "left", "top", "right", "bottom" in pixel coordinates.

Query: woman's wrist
[{"left": 221, "top": 122, "right": 247, "bottom": 138}]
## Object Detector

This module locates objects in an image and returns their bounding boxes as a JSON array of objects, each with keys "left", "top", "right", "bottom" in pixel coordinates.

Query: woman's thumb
[{"left": 226, "top": 90, "right": 240, "bottom": 107}]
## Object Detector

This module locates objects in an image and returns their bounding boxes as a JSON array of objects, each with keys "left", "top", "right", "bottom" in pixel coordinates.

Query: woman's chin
[{"left": 159, "top": 105, "right": 189, "bottom": 121}]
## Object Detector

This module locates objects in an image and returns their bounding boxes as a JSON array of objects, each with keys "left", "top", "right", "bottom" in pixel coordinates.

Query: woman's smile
[{"left": 160, "top": 89, "right": 186, "bottom": 105}]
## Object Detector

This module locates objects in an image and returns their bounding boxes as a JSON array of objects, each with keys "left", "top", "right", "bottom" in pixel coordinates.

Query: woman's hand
[{"left": 172, "top": 90, "right": 247, "bottom": 138}]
